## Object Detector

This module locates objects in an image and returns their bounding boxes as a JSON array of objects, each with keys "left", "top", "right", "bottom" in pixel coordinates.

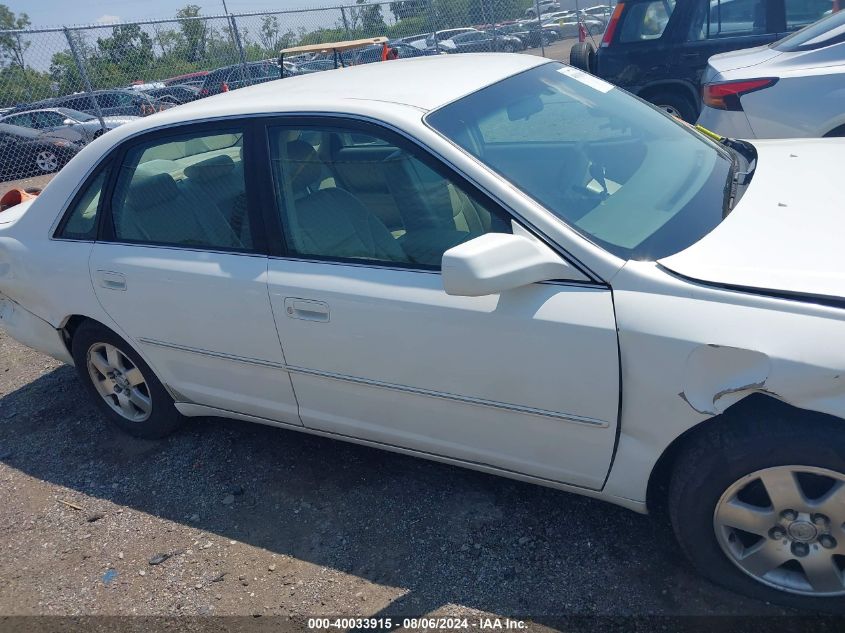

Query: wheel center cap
[{"left": 787, "top": 521, "right": 818, "bottom": 542}]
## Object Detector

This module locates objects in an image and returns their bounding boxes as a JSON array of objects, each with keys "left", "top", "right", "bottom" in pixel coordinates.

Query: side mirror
[{"left": 442, "top": 229, "right": 587, "bottom": 297}]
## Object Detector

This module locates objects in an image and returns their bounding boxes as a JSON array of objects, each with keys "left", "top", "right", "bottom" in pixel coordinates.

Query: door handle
[
  {"left": 95, "top": 270, "right": 127, "bottom": 291},
  {"left": 284, "top": 298, "right": 330, "bottom": 322}
]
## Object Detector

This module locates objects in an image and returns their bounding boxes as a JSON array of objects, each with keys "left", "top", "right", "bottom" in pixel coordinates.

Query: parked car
[
  {"left": 543, "top": 14, "right": 606, "bottom": 38},
  {"left": 441, "top": 30, "right": 524, "bottom": 53},
  {"left": 424, "top": 28, "right": 480, "bottom": 49},
  {"left": 198, "top": 61, "right": 282, "bottom": 97},
  {"left": 569, "top": 0, "right": 834, "bottom": 121},
  {"left": 141, "top": 85, "right": 201, "bottom": 106},
  {"left": 293, "top": 59, "right": 339, "bottom": 74},
  {"left": 583, "top": 4, "right": 614, "bottom": 25},
  {"left": 525, "top": 0, "right": 562, "bottom": 18},
  {"left": 0, "top": 122, "right": 80, "bottom": 180},
  {"left": 2, "top": 54, "right": 845, "bottom": 611},
  {"left": 162, "top": 70, "right": 210, "bottom": 87},
  {"left": 490, "top": 22, "right": 560, "bottom": 48},
  {"left": 10, "top": 89, "right": 162, "bottom": 118},
  {"left": 698, "top": 9, "right": 845, "bottom": 138},
  {"left": 348, "top": 42, "right": 441, "bottom": 64},
  {"left": 0, "top": 108, "right": 137, "bottom": 145}
]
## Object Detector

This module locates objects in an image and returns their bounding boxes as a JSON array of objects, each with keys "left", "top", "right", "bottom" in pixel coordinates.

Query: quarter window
[
  {"left": 268, "top": 126, "right": 511, "bottom": 268},
  {"left": 109, "top": 129, "right": 253, "bottom": 250},
  {"left": 618, "top": 0, "right": 676, "bottom": 42},
  {"left": 57, "top": 169, "right": 108, "bottom": 240}
]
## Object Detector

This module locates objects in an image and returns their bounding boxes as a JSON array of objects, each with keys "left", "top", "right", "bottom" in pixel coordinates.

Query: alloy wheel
[
  {"left": 35, "top": 150, "right": 58, "bottom": 172},
  {"left": 86, "top": 342, "right": 152, "bottom": 422},
  {"left": 714, "top": 465, "right": 845, "bottom": 596}
]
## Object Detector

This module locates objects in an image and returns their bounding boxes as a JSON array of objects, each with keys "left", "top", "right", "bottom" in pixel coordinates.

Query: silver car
[
  {"left": 697, "top": 10, "right": 845, "bottom": 139},
  {"left": 0, "top": 108, "right": 138, "bottom": 145}
]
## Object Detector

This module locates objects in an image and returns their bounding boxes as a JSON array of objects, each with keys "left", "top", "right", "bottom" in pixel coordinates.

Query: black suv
[{"left": 569, "top": 0, "right": 832, "bottom": 121}]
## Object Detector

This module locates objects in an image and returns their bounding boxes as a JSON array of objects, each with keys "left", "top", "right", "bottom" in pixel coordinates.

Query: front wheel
[
  {"left": 669, "top": 409, "right": 845, "bottom": 612},
  {"left": 71, "top": 320, "right": 183, "bottom": 439}
]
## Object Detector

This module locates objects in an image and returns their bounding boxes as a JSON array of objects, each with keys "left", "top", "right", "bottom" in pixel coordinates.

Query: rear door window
[
  {"left": 618, "top": 0, "right": 676, "bottom": 41},
  {"left": 688, "top": 0, "right": 767, "bottom": 39}
]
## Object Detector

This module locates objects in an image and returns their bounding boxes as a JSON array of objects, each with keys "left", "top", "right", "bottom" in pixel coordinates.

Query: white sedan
[{"left": 0, "top": 54, "right": 843, "bottom": 610}]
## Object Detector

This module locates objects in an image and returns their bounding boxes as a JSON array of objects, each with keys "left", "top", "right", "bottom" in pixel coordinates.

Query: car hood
[
  {"left": 707, "top": 44, "right": 783, "bottom": 74},
  {"left": 658, "top": 139, "right": 845, "bottom": 302}
]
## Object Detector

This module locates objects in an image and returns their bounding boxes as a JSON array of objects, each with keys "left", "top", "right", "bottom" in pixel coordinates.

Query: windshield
[
  {"left": 426, "top": 62, "right": 732, "bottom": 260},
  {"left": 774, "top": 9, "right": 845, "bottom": 51}
]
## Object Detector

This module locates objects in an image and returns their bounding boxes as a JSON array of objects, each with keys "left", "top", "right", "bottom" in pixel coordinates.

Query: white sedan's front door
[
  {"left": 263, "top": 121, "right": 619, "bottom": 489},
  {"left": 268, "top": 262, "right": 619, "bottom": 489}
]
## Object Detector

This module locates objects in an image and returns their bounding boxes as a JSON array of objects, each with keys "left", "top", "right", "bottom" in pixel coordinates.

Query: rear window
[
  {"left": 618, "top": 0, "right": 676, "bottom": 41},
  {"left": 775, "top": 8, "right": 845, "bottom": 49}
]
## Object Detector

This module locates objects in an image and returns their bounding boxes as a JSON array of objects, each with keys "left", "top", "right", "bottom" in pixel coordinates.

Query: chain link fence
[{"left": 0, "top": 0, "right": 609, "bottom": 192}]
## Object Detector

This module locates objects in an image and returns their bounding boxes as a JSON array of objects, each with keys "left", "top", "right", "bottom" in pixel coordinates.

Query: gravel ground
[{"left": 0, "top": 327, "right": 796, "bottom": 627}]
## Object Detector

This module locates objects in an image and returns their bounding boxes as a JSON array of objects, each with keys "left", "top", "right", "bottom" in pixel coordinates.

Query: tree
[
  {"left": 176, "top": 4, "right": 208, "bottom": 62},
  {"left": 96, "top": 24, "right": 154, "bottom": 68},
  {"left": 353, "top": 0, "right": 387, "bottom": 34},
  {"left": 0, "top": 5, "right": 30, "bottom": 68},
  {"left": 389, "top": 0, "right": 428, "bottom": 21}
]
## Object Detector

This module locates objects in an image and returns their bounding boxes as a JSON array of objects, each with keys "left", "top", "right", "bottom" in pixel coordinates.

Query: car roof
[{"left": 166, "top": 54, "right": 549, "bottom": 115}]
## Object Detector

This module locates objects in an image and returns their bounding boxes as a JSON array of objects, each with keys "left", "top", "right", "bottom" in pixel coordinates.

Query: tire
[
  {"left": 71, "top": 320, "right": 183, "bottom": 439},
  {"left": 526, "top": 9, "right": 536, "bottom": 18},
  {"left": 646, "top": 90, "right": 697, "bottom": 123},
  {"left": 668, "top": 403, "right": 845, "bottom": 613},
  {"left": 502, "top": 43, "right": 516, "bottom": 53},
  {"left": 540, "top": 34, "right": 551, "bottom": 47},
  {"left": 569, "top": 42, "right": 595, "bottom": 73}
]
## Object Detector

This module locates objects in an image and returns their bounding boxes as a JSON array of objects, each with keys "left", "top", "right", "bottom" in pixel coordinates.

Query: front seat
[{"left": 283, "top": 140, "right": 406, "bottom": 262}]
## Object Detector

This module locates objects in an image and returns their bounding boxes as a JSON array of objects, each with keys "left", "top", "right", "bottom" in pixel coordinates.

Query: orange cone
[{"left": 0, "top": 188, "right": 38, "bottom": 212}]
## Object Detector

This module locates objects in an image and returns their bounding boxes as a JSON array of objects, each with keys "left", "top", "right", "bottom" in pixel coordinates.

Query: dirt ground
[{"left": 0, "top": 327, "right": 793, "bottom": 628}]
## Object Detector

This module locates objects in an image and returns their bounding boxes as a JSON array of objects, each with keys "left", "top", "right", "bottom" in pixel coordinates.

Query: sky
[{"left": 7, "top": 0, "right": 318, "bottom": 29}]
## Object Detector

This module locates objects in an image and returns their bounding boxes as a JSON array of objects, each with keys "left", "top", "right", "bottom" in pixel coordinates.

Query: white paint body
[{"left": 1, "top": 54, "right": 843, "bottom": 514}]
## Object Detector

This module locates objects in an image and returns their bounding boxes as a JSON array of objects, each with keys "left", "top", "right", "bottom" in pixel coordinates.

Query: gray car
[
  {"left": 0, "top": 108, "right": 138, "bottom": 145},
  {"left": 697, "top": 9, "right": 845, "bottom": 138}
]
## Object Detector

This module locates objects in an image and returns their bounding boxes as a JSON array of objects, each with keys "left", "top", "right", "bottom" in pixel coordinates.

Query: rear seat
[
  {"left": 182, "top": 154, "right": 250, "bottom": 245},
  {"left": 116, "top": 171, "right": 243, "bottom": 249}
]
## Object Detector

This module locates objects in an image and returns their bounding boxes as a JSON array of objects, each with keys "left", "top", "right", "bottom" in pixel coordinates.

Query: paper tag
[{"left": 557, "top": 66, "right": 614, "bottom": 93}]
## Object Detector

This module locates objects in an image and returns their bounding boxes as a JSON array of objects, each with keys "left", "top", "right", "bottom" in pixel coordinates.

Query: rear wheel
[
  {"left": 669, "top": 409, "right": 845, "bottom": 612},
  {"left": 502, "top": 42, "right": 516, "bottom": 53},
  {"left": 569, "top": 42, "right": 595, "bottom": 72},
  {"left": 71, "top": 321, "right": 183, "bottom": 439},
  {"left": 646, "top": 90, "right": 697, "bottom": 123}
]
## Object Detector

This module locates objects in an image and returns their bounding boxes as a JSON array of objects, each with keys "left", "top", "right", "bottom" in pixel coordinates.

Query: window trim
[
  {"left": 259, "top": 114, "right": 528, "bottom": 271},
  {"left": 96, "top": 118, "right": 269, "bottom": 256}
]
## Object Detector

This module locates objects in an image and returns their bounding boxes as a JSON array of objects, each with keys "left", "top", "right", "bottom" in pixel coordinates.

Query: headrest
[
  {"left": 126, "top": 172, "right": 180, "bottom": 208},
  {"left": 286, "top": 140, "right": 322, "bottom": 193},
  {"left": 184, "top": 154, "right": 236, "bottom": 182}
]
